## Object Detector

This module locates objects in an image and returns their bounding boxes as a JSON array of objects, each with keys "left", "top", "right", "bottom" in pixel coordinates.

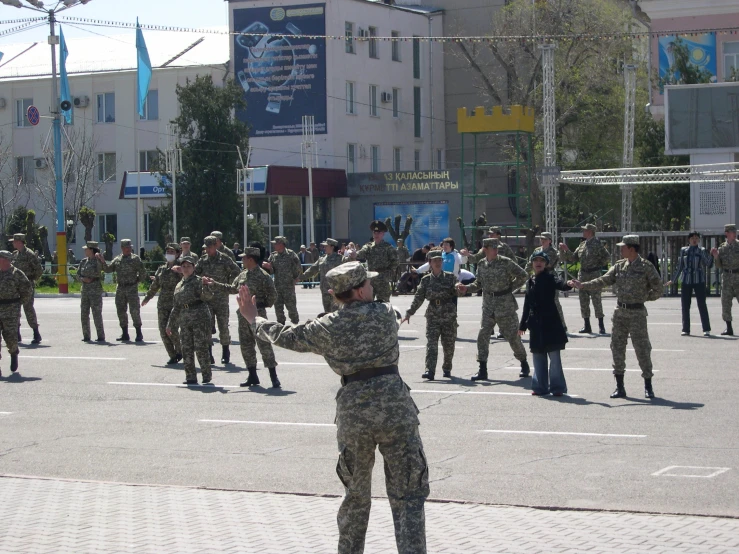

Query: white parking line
[
  {"left": 652, "top": 466, "right": 731, "bottom": 478},
  {"left": 567, "top": 348, "right": 684, "bottom": 352},
  {"left": 108, "top": 382, "right": 239, "bottom": 389},
  {"left": 22, "top": 356, "right": 127, "bottom": 360},
  {"left": 0, "top": 412, "right": 13, "bottom": 415},
  {"left": 503, "top": 366, "right": 659, "bottom": 373},
  {"left": 482, "top": 430, "right": 646, "bottom": 438},
  {"left": 412, "top": 389, "right": 578, "bottom": 397},
  {"left": 199, "top": 419, "right": 334, "bottom": 427}
]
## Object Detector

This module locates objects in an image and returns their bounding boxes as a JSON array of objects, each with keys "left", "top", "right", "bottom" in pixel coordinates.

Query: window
[
  {"left": 139, "top": 150, "right": 159, "bottom": 172},
  {"left": 346, "top": 81, "right": 356, "bottom": 114},
  {"left": 414, "top": 87, "right": 422, "bottom": 138},
  {"left": 97, "top": 152, "right": 116, "bottom": 183},
  {"left": 144, "top": 213, "right": 161, "bottom": 242},
  {"left": 369, "top": 85, "right": 378, "bottom": 117},
  {"left": 97, "top": 214, "right": 118, "bottom": 241},
  {"left": 15, "top": 156, "right": 35, "bottom": 184},
  {"left": 16, "top": 98, "right": 33, "bottom": 128},
  {"left": 347, "top": 143, "right": 356, "bottom": 174},
  {"left": 392, "top": 88, "right": 400, "bottom": 118},
  {"left": 345, "top": 22, "right": 355, "bottom": 54},
  {"left": 391, "top": 31, "right": 400, "bottom": 62},
  {"left": 140, "top": 89, "right": 158, "bottom": 120},
  {"left": 96, "top": 92, "right": 115, "bottom": 123},
  {"left": 393, "top": 148, "right": 402, "bottom": 171},
  {"left": 369, "top": 26, "right": 378, "bottom": 59},
  {"left": 437, "top": 149, "right": 444, "bottom": 170},
  {"left": 724, "top": 42, "right": 739, "bottom": 80},
  {"left": 414, "top": 150, "right": 421, "bottom": 171},
  {"left": 413, "top": 36, "right": 421, "bottom": 79},
  {"left": 371, "top": 145, "right": 380, "bottom": 173}
]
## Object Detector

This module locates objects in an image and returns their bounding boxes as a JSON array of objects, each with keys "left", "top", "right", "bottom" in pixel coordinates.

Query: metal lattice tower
[
  {"left": 540, "top": 44, "right": 558, "bottom": 241},
  {"left": 559, "top": 162, "right": 739, "bottom": 185},
  {"left": 621, "top": 64, "right": 637, "bottom": 232},
  {"left": 164, "top": 123, "right": 182, "bottom": 242}
]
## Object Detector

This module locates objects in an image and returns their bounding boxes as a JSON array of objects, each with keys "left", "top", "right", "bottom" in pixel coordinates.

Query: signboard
[
  {"left": 121, "top": 172, "right": 171, "bottom": 199},
  {"left": 349, "top": 170, "right": 463, "bottom": 196},
  {"left": 26, "top": 105, "right": 40, "bottom": 126},
  {"left": 374, "top": 201, "right": 449, "bottom": 253},
  {"left": 233, "top": 4, "right": 327, "bottom": 137},
  {"left": 238, "top": 166, "right": 268, "bottom": 194},
  {"left": 658, "top": 34, "right": 717, "bottom": 94}
]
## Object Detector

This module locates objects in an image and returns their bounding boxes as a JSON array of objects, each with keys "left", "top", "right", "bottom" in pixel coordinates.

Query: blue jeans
[{"left": 532, "top": 350, "right": 567, "bottom": 395}]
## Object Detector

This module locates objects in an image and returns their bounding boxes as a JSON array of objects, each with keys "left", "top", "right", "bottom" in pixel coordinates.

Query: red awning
[{"left": 266, "top": 165, "right": 347, "bottom": 197}]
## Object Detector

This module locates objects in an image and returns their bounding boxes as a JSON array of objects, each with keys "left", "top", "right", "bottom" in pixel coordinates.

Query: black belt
[
  {"left": 342, "top": 364, "right": 398, "bottom": 386},
  {"left": 488, "top": 287, "right": 513, "bottom": 297},
  {"left": 182, "top": 300, "right": 204, "bottom": 309},
  {"left": 0, "top": 297, "right": 20, "bottom": 305},
  {"left": 616, "top": 302, "right": 644, "bottom": 309}
]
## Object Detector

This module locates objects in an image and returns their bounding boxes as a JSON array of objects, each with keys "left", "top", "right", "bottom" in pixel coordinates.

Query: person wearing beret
[
  {"left": 351, "top": 220, "right": 399, "bottom": 302},
  {"left": 78, "top": 241, "right": 106, "bottom": 342},
  {"left": 711, "top": 223, "right": 739, "bottom": 336},
  {"left": 0, "top": 250, "right": 33, "bottom": 376},
  {"left": 11, "top": 233, "right": 43, "bottom": 344}
]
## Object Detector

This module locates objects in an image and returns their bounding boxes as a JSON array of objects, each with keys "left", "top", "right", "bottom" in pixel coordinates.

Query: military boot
[
  {"left": 134, "top": 326, "right": 144, "bottom": 342},
  {"left": 598, "top": 318, "right": 606, "bottom": 334},
  {"left": 610, "top": 374, "right": 627, "bottom": 398},
  {"left": 209, "top": 345, "right": 215, "bottom": 364},
  {"left": 471, "top": 361, "right": 488, "bottom": 381},
  {"left": 31, "top": 326, "right": 42, "bottom": 344},
  {"left": 221, "top": 345, "right": 230, "bottom": 364},
  {"left": 519, "top": 360, "right": 530, "bottom": 378},
  {"left": 579, "top": 319, "right": 592, "bottom": 333},
  {"left": 721, "top": 322, "right": 734, "bottom": 336},
  {"left": 116, "top": 327, "right": 130, "bottom": 341},
  {"left": 421, "top": 369, "right": 435, "bottom": 380},
  {"left": 10, "top": 353, "right": 18, "bottom": 373},
  {"left": 442, "top": 369, "right": 452, "bottom": 378},
  {"left": 644, "top": 378, "right": 655, "bottom": 399},
  {"left": 240, "top": 367, "right": 260, "bottom": 387},
  {"left": 268, "top": 367, "right": 281, "bottom": 388}
]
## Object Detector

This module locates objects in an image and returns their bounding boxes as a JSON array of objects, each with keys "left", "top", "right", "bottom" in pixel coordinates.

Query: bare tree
[{"left": 0, "top": 135, "right": 31, "bottom": 246}]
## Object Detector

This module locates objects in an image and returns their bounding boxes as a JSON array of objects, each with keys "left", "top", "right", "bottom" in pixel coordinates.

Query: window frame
[
  {"left": 140, "top": 89, "right": 159, "bottom": 121},
  {"left": 368, "top": 26, "right": 379, "bottom": 59},
  {"left": 346, "top": 81, "right": 357, "bottom": 115},
  {"left": 391, "top": 31, "right": 401, "bottom": 62},
  {"left": 392, "top": 88, "right": 400, "bottom": 118},
  {"left": 393, "top": 147, "right": 402, "bottom": 172},
  {"left": 371, "top": 145, "right": 380, "bottom": 173},
  {"left": 16, "top": 98, "right": 33, "bottom": 128},
  {"left": 97, "top": 152, "right": 117, "bottom": 183},
  {"left": 412, "top": 36, "right": 421, "bottom": 79},
  {"left": 139, "top": 150, "right": 159, "bottom": 172},
  {"left": 97, "top": 213, "right": 118, "bottom": 242},
  {"left": 369, "top": 84, "right": 378, "bottom": 117},
  {"left": 345, "top": 22, "right": 355, "bottom": 54},
  {"left": 96, "top": 92, "right": 116, "bottom": 124},
  {"left": 414, "top": 150, "right": 421, "bottom": 171},
  {"left": 144, "top": 212, "right": 161, "bottom": 242},
  {"left": 723, "top": 41, "right": 739, "bottom": 80},
  {"left": 347, "top": 143, "right": 357, "bottom": 174},
  {"left": 15, "top": 156, "right": 35, "bottom": 184},
  {"left": 413, "top": 86, "right": 422, "bottom": 138}
]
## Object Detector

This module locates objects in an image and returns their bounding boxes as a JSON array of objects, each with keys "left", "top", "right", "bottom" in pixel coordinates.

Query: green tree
[
  {"left": 79, "top": 206, "right": 96, "bottom": 243},
  {"left": 658, "top": 37, "right": 714, "bottom": 91}
]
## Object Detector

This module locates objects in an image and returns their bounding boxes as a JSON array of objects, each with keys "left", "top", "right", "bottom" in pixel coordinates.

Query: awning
[{"left": 266, "top": 165, "right": 347, "bottom": 197}]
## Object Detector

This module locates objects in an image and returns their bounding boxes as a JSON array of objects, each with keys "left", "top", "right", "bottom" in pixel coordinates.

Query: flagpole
[{"left": 135, "top": 18, "right": 152, "bottom": 256}]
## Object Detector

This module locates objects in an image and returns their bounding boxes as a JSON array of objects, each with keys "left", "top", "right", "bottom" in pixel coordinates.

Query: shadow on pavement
[
  {"left": 1, "top": 374, "right": 42, "bottom": 383},
  {"left": 21, "top": 344, "right": 51, "bottom": 349},
  {"left": 617, "top": 397, "right": 705, "bottom": 410},
  {"left": 398, "top": 336, "right": 418, "bottom": 341},
  {"left": 241, "top": 386, "right": 297, "bottom": 396},
  {"left": 542, "top": 395, "right": 612, "bottom": 408}
]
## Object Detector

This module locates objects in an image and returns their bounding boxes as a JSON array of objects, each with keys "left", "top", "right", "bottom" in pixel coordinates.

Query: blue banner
[
  {"left": 658, "top": 34, "right": 717, "bottom": 94},
  {"left": 233, "top": 4, "right": 327, "bottom": 137},
  {"left": 374, "top": 202, "right": 449, "bottom": 253}
]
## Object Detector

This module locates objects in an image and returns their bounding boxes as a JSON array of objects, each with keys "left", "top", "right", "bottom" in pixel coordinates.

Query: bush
[{"left": 38, "top": 274, "right": 57, "bottom": 288}]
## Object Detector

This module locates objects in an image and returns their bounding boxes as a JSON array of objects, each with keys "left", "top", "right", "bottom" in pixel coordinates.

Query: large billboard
[
  {"left": 658, "top": 34, "right": 717, "bottom": 94},
  {"left": 233, "top": 4, "right": 327, "bottom": 137}
]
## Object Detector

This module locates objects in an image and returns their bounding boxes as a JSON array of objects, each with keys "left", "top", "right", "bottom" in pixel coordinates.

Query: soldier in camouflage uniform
[
  {"left": 178, "top": 237, "right": 199, "bottom": 264},
  {"left": 570, "top": 235, "right": 663, "bottom": 399},
  {"left": 352, "top": 220, "right": 399, "bottom": 302},
  {"left": 559, "top": 223, "right": 610, "bottom": 334},
  {"left": 0, "top": 250, "right": 32, "bottom": 376},
  {"left": 525, "top": 232, "right": 567, "bottom": 332},
  {"left": 463, "top": 238, "right": 531, "bottom": 380},
  {"left": 99, "top": 239, "right": 148, "bottom": 342},
  {"left": 711, "top": 223, "right": 739, "bottom": 336},
  {"left": 397, "top": 239, "right": 411, "bottom": 263},
  {"left": 302, "top": 238, "right": 346, "bottom": 313},
  {"left": 211, "top": 231, "right": 237, "bottom": 262},
  {"left": 167, "top": 255, "right": 215, "bottom": 386},
  {"left": 11, "top": 233, "right": 43, "bottom": 344},
  {"left": 214, "top": 247, "right": 281, "bottom": 388},
  {"left": 78, "top": 241, "right": 105, "bottom": 342},
  {"left": 238, "top": 261, "right": 429, "bottom": 554},
  {"left": 262, "top": 236, "right": 302, "bottom": 324},
  {"left": 142, "top": 243, "right": 183, "bottom": 364},
  {"left": 195, "top": 236, "right": 241, "bottom": 364},
  {"left": 402, "top": 249, "right": 462, "bottom": 380}
]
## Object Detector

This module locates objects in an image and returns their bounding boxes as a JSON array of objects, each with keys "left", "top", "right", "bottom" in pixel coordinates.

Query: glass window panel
[
  {"left": 16, "top": 98, "right": 33, "bottom": 127},
  {"left": 345, "top": 22, "right": 354, "bottom": 54},
  {"left": 391, "top": 31, "right": 400, "bottom": 61},
  {"left": 414, "top": 150, "right": 421, "bottom": 171},
  {"left": 282, "top": 196, "right": 302, "bottom": 225},
  {"left": 283, "top": 227, "right": 302, "bottom": 250},
  {"left": 392, "top": 88, "right": 399, "bottom": 118},
  {"left": 414, "top": 87, "right": 422, "bottom": 138},
  {"left": 369, "top": 27, "right": 378, "bottom": 59},
  {"left": 369, "top": 85, "right": 377, "bottom": 116},
  {"left": 270, "top": 196, "right": 280, "bottom": 222},
  {"left": 413, "top": 37, "right": 420, "bottom": 79}
]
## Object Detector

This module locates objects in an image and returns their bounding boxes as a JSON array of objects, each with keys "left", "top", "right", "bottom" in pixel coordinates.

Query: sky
[{"left": 1, "top": 0, "right": 230, "bottom": 47}]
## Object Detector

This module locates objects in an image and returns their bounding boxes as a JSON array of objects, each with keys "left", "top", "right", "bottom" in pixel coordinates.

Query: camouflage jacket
[
  {"left": 195, "top": 251, "right": 241, "bottom": 294},
  {"left": 102, "top": 254, "right": 147, "bottom": 285},
  {"left": 561, "top": 237, "right": 609, "bottom": 274},
  {"left": 0, "top": 267, "right": 33, "bottom": 304},
  {"left": 356, "top": 241, "right": 398, "bottom": 277},
  {"left": 77, "top": 257, "right": 104, "bottom": 292},
  {"left": 467, "top": 256, "right": 528, "bottom": 295},
  {"left": 406, "top": 271, "right": 460, "bottom": 319},
  {"left": 144, "top": 264, "right": 183, "bottom": 304},
  {"left": 302, "top": 253, "right": 346, "bottom": 293},
  {"left": 12, "top": 248, "right": 43, "bottom": 282},
  {"left": 525, "top": 245, "right": 560, "bottom": 274},
  {"left": 580, "top": 255, "right": 663, "bottom": 304},
  {"left": 218, "top": 244, "right": 237, "bottom": 262},
  {"left": 468, "top": 241, "right": 517, "bottom": 264},
  {"left": 715, "top": 240, "right": 739, "bottom": 271},
  {"left": 218, "top": 266, "right": 277, "bottom": 313},
  {"left": 168, "top": 275, "right": 214, "bottom": 328},
  {"left": 254, "top": 301, "right": 401, "bottom": 376},
  {"left": 397, "top": 245, "right": 410, "bottom": 262},
  {"left": 267, "top": 249, "right": 302, "bottom": 285},
  {"left": 178, "top": 251, "right": 199, "bottom": 264}
]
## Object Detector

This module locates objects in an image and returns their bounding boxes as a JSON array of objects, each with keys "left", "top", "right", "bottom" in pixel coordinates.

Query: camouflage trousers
[
  {"left": 0, "top": 303, "right": 21, "bottom": 355},
  {"left": 158, "top": 299, "right": 181, "bottom": 359},
  {"left": 206, "top": 294, "right": 231, "bottom": 346},
  {"left": 237, "top": 313, "right": 276, "bottom": 369},
  {"left": 611, "top": 307, "right": 652, "bottom": 379},
  {"left": 578, "top": 270, "right": 604, "bottom": 319},
  {"left": 335, "top": 374, "right": 428, "bottom": 554},
  {"left": 477, "top": 300, "right": 527, "bottom": 363},
  {"left": 371, "top": 274, "right": 392, "bottom": 303},
  {"left": 179, "top": 306, "right": 212, "bottom": 382},
  {"left": 20, "top": 283, "right": 38, "bottom": 328},
  {"left": 425, "top": 317, "right": 457, "bottom": 374},
  {"left": 274, "top": 284, "right": 299, "bottom": 324},
  {"left": 321, "top": 291, "right": 338, "bottom": 313},
  {"left": 80, "top": 286, "right": 104, "bottom": 340},
  {"left": 115, "top": 284, "right": 142, "bottom": 328},
  {"left": 721, "top": 271, "right": 739, "bottom": 322}
]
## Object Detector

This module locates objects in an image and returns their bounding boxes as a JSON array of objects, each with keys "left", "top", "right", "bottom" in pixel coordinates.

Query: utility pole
[
  {"left": 236, "top": 146, "right": 252, "bottom": 250},
  {"left": 165, "top": 123, "right": 182, "bottom": 242},
  {"left": 301, "top": 116, "right": 317, "bottom": 246},
  {"left": 540, "top": 43, "right": 558, "bottom": 242},
  {"left": 621, "top": 64, "right": 637, "bottom": 232}
]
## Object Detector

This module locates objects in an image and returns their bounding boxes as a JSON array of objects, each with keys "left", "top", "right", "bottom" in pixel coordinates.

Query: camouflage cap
[
  {"left": 0, "top": 250, "right": 13, "bottom": 260},
  {"left": 120, "top": 239, "right": 133, "bottom": 248},
  {"left": 210, "top": 231, "right": 223, "bottom": 239},
  {"left": 537, "top": 232, "right": 553, "bottom": 241},
  {"left": 427, "top": 249, "right": 443, "bottom": 260},
  {"left": 725, "top": 223, "right": 737, "bottom": 233},
  {"left": 616, "top": 234, "right": 640, "bottom": 247},
  {"left": 581, "top": 223, "right": 597, "bottom": 232},
  {"left": 270, "top": 236, "right": 288, "bottom": 245},
  {"left": 326, "top": 261, "right": 378, "bottom": 294},
  {"left": 482, "top": 238, "right": 499, "bottom": 248},
  {"left": 166, "top": 242, "right": 181, "bottom": 252},
  {"left": 179, "top": 237, "right": 191, "bottom": 244},
  {"left": 86, "top": 241, "right": 99, "bottom": 249},
  {"left": 239, "top": 246, "right": 261, "bottom": 258},
  {"left": 397, "top": 238, "right": 404, "bottom": 245},
  {"left": 179, "top": 254, "right": 196, "bottom": 265},
  {"left": 530, "top": 250, "right": 550, "bottom": 263},
  {"left": 488, "top": 226, "right": 502, "bottom": 235},
  {"left": 203, "top": 236, "right": 217, "bottom": 247},
  {"left": 321, "top": 238, "right": 339, "bottom": 247},
  {"left": 12, "top": 233, "right": 26, "bottom": 242},
  {"left": 370, "top": 220, "right": 388, "bottom": 233}
]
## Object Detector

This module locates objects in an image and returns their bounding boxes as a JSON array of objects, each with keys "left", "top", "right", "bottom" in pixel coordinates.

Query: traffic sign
[{"left": 26, "top": 105, "right": 40, "bottom": 126}]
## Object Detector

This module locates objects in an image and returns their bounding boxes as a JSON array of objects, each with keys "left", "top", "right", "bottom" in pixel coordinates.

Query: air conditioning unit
[
  {"left": 357, "top": 28, "right": 369, "bottom": 38},
  {"left": 380, "top": 92, "right": 393, "bottom": 103},
  {"left": 34, "top": 158, "right": 48, "bottom": 170},
  {"left": 73, "top": 95, "right": 90, "bottom": 108}
]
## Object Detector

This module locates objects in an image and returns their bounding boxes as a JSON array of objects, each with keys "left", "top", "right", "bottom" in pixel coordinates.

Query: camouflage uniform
[
  {"left": 0, "top": 257, "right": 32, "bottom": 364},
  {"left": 579, "top": 253, "right": 663, "bottom": 378},
  {"left": 468, "top": 241, "right": 517, "bottom": 265},
  {"left": 195, "top": 249, "right": 240, "bottom": 346},
  {"left": 77, "top": 254, "right": 105, "bottom": 340},
  {"left": 406, "top": 268, "right": 460, "bottom": 377},
  {"left": 266, "top": 243, "right": 302, "bottom": 324},
  {"left": 715, "top": 233, "right": 739, "bottom": 324},
  {"left": 144, "top": 263, "right": 183, "bottom": 359},
  {"left": 252, "top": 262, "right": 428, "bottom": 554},
  {"left": 218, "top": 244, "right": 237, "bottom": 262},
  {"left": 102, "top": 248, "right": 147, "bottom": 329},
  {"left": 302, "top": 251, "right": 346, "bottom": 313},
  {"left": 467, "top": 254, "right": 529, "bottom": 364},
  {"left": 397, "top": 244, "right": 411, "bottom": 263},
  {"left": 12, "top": 245, "right": 42, "bottom": 332},
  {"left": 560, "top": 235, "right": 610, "bottom": 319},
  {"left": 525, "top": 242, "right": 567, "bottom": 331},
  {"left": 168, "top": 274, "right": 214, "bottom": 383},
  {"left": 355, "top": 241, "right": 398, "bottom": 302},
  {"left": 178, "top": 251, "right": 199, "bottom": 264}
]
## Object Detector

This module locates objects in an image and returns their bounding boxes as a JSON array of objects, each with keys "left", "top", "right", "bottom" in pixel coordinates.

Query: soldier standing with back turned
[
  {"left": 0, "top": 250, "right": 32, "bottom": 376},
  {"left": 99, "top": 239, "right": 147, "bottom": 342},
  {"left": 262, "top": 236, "right": 302, "bottom": 324},
  {"left": 11, "top": 233, "right": 43, "bottom": 344},
  {"left": 711, "top": 223, "right": 739, "bottom": 336},
  {"left": 302, "top": 238, "right": 346, "bottom": 313},
  {"left": 352, "top": 220, "right": 399, "bottom": 302}
]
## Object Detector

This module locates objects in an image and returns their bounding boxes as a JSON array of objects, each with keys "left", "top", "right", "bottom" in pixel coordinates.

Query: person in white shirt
[{"left": 414, "top": 238, "right": 468, "bottom": 280}]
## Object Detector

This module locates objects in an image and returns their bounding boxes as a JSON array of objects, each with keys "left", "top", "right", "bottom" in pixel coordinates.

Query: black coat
[{"left": 519, "top": 271, "right": 572, "bottom": 354}]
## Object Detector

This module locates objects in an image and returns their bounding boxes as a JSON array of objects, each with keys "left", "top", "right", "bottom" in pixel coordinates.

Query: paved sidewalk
[{"left": 0, "top": 476, "right": 738, "bottom": 553}]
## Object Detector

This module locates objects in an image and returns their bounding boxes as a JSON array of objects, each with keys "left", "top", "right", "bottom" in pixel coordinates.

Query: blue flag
[
  {"left": 136, "top": 18, "right": 152, "bottom": 118},
  {"left": 59, "top": 27, "right": 72, "bottom": 124}
]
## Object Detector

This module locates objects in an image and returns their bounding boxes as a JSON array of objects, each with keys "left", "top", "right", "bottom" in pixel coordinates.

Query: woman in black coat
[{"left": 518, "top": 251, "right": 572, "bottom": 396}]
